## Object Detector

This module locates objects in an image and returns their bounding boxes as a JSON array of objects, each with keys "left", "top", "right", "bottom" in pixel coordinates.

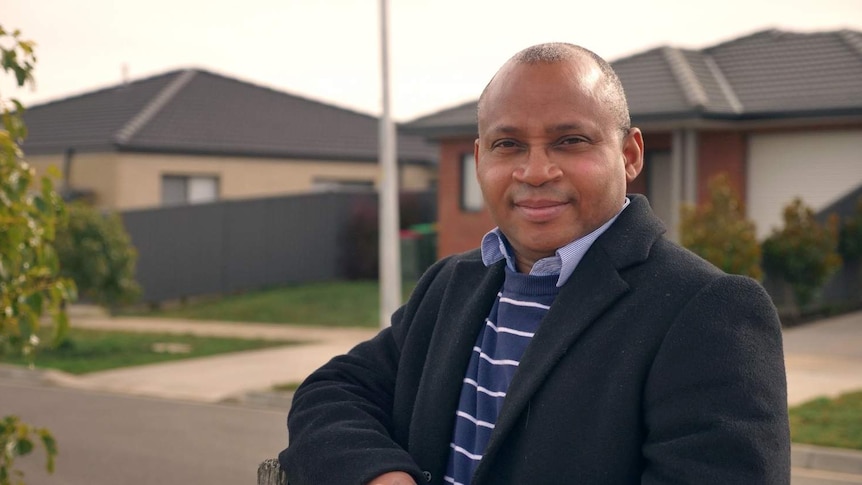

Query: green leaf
[
  {"left": 37, "top": 429, "right": 57, "bottom": 473},
  {"left": 24, "top": 293, "right": 42, "bottom": 317},
  {"left": 52, "top": 310, "right": 69, "bottom": 346},
  {"left": 15, "top": 438, "right": 33, "bottom": 456}
]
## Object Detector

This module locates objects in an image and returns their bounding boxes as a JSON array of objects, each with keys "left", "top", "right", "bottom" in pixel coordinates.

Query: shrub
[
  {"left": 839, "top": 196, "right": 862, "bottom": 262},
  {"left": 54, "top": 203, "right": 141, "bottom": 308},
  {"left": 341, "top": 198, "right": 379, "bottom": 280},
  {"left": 762, "top": 198, "right": 842, "bottom": 309},
  {"left": 680, "top": 173, "right": 762, "bottom": 279}
]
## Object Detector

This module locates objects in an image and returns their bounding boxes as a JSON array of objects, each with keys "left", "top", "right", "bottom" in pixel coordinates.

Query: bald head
[{"left": 478, "top": 43, "right": 631, "bottom": 136}]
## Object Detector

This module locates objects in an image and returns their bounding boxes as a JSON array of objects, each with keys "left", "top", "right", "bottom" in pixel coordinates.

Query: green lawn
[
  {"left": 127, "top": 280, "right": 416, "bottom": 328},
  {"left": 0, "top": 328, "right": 300, "bottom": 375},
  {"left": 790, "top": 390, "right": 862, "bottom": 450}
]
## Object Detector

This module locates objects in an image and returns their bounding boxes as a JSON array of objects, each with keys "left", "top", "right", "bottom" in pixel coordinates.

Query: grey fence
[{"left": 121, "top": 191, "right": 436, "bottom": 304}]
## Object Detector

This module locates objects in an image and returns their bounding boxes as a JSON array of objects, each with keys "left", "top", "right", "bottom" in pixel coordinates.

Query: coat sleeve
[
  {"left": 278, "top": 258, "right": 453, "bottom": 485},
  {"left": 641, "top": 274, "right": 791, "bottom": 484}
]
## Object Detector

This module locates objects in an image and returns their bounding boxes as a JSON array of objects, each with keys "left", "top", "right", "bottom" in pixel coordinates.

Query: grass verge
[
  {"left": 272, "top": 382, "right": 302, "bottom": 393},
  {"left": 790, "top": 390, "right": 862, "bottom": 450},
  {"left": 125, "top": 280, "right": 416, "bottom": 327},
  {"left": 0, "top": 328, "right": 300, "bottom": 374}
]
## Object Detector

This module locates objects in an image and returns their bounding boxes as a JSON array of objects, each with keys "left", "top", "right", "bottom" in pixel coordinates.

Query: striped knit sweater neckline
[{"left": 444, "top": 268, "right": 561, "bottom": 485}]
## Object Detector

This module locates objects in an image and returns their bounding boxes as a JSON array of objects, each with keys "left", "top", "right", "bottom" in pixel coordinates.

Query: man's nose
[{"left": 513, "top": 148, "right": 562, "bottom": 186}]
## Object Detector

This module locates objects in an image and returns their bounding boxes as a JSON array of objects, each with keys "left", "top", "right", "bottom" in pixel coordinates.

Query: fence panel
[{"left": 121, "top": 191, "right": 435, "bottom": 304}]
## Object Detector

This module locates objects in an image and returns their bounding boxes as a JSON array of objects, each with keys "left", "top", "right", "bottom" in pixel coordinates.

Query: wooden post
[{"left": 257, "top": 458, "right": 287, "bottom": 485}]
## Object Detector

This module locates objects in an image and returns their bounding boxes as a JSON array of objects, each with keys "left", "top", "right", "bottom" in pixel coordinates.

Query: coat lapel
[
  {"left": 408, "top": 257, "right": 506, "bottom": 480},
  {"left": 475, "top": 247, "right": 629, "bottom": 478}
]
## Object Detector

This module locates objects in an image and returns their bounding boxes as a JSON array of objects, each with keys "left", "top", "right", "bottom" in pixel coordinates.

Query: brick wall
[
  {"left": 697, "top": 131, "right": 747, "bottom": 205},
  {"left": 437, "top": 138, "right": 496, "bottom": 258}
]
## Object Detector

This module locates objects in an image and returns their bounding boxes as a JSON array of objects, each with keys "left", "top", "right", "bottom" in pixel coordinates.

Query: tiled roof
[
  {"left": 704, "top": 29, "right": 862, "bottom": 116},
  {"left": 21, "top": 69, "right": 437, "bottom": 164},
  {"left": 406, "top": 100, "right": 479, "bottom": 138},
  {"left": 404, "top": 29, "right": 862, "bottom": 135}
]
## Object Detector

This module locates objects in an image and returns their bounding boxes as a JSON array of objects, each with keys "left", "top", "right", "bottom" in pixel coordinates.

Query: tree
[
  {"left": 762, "top": 198, "right": 842, "bottom": 310},
  {"left": 1, "top": 25, "right": 74, "bottom": 485},
  {"left": 680, "top": 173, "right": 762, "bottom": 279},
  {"left": 54, "top": 202, "right": 141, "bottom": 309}
]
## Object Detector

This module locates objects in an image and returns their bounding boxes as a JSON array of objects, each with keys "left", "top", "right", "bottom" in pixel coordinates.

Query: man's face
[{"left": 475, "top": 58, "right": 643, "bottom": 272}]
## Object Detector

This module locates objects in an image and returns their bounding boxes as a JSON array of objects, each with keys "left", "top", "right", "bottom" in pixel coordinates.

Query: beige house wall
[
  {"left": 25, "top": 152, "right": 121, "bottom": 209},
  {"left": 114, "top": 153, "right": 436, "bottom": 210},
  {"left": 26, "top": 152, "right": 436, "bottom": 211},
  {"left": 401, "top": 163, "right": 436, "bottom": 191},
  {"left": 116, "top": 153, "right": 374, "bottom": 210}
]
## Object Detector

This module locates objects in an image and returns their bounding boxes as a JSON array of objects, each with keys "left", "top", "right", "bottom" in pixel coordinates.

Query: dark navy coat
[{"left": 280, "top": 194, "right": 790, "bottom": 485}]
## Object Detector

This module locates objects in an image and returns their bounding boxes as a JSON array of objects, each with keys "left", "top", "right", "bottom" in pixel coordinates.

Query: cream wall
[
  {"left": 116, "top": 153, "right": 375, "bottom": 210},
  {"left": 116, "top": 153, "right": 436, "bottom": 210},
  {"left": 401, "top": 163, "right": 436, "bottom": 191},
  {"left": 27, "top": 151, "right": 436, "bottom": 211},
  {"left": 747, "top": 129, "right": 862, "bottom": 239},
  {"left": 25, "top": 152, "right": 120, "bottom": 209}
]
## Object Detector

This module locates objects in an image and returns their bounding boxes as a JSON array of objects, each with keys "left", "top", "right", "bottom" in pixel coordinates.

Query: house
[
  {"left": 21, "top": 68, "right": 438, "bottom": 210},
  {"left": 404, "top": 29, "right": 862, "bottom": 257}
]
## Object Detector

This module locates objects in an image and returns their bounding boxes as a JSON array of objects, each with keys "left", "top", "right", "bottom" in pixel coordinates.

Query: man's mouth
[{"left": 514, "top": 199, "right": 568, "bottom": 222}]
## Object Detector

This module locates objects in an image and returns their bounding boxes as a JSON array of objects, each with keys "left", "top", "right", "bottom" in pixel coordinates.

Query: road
[
  {"left": 5, "top": 380, "right": 862, "bottom": 485},
  {"left": 1, "top": 379, "right": 289, "bottom": 485}
]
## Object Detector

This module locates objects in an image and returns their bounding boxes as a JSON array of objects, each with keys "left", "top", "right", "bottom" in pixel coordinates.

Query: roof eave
[
  {"left": 634, "top": 108, "right": 862, "bottom": 131},
  {"left": 115, "top": 144, "right": 436, "bottom": 165},
  {"left": 399, "top": 124, "right": 478, "bottom": 140}
]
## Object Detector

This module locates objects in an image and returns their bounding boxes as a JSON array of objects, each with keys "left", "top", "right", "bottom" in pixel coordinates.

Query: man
[{"left": 279, "top": 43, "right": 790, "bottom": 485}]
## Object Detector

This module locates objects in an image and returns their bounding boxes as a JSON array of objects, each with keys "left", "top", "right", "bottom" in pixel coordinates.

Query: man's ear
[
  {"left": 474, "top": 138, "right": 481, "bottom": 169},
  {"left": 623, "top": 128, "right": 644, "bottom": 182}
]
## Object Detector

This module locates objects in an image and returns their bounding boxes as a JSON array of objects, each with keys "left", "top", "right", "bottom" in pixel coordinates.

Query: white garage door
[{"left": 747, "top": 129, "right": 862, "bottom": 240}]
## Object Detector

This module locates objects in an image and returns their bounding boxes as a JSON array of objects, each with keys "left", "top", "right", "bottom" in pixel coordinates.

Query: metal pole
[{"left": 378, "top": 0, "right": 401, "bottom": 328}]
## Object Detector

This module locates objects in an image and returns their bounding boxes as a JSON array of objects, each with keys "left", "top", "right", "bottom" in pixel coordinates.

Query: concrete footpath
[
  {"left": 44, "top": 311, "right": 380, "bottom": 403},
  {"left": 34, "top": 305, "right": 862, "bottom": 407},
  {"left": 3, "top": 306, "right": 862, "bottom": 483}
]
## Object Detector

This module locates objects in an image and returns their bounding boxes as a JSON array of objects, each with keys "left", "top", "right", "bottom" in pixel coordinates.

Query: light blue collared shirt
[{"left": 480, "top": 198, "right": 630, "bottom": 287}]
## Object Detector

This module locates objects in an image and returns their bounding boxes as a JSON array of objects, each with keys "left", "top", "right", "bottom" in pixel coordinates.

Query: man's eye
[
  {"left": 558, "top": 136, "right": 586, "bottom": 145},
  {"left": 492, "top": 140, "right": 518, "bottom": 149}
]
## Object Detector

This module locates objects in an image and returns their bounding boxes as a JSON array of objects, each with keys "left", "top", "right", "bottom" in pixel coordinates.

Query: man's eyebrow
[
  {"left": 546, "top": 123, "right": 591, "bottom": 133},
  {"left": 484, "top": 122, "right": 593, "bottom": 136},
  {"left": 485, "top": 124, "right": 520, "bottom": 135}
]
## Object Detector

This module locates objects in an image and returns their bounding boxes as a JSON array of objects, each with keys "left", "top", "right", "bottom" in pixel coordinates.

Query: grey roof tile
[
  {"left": 613, "top": 48, "right": 693, "bottom": 116},
  {"left": 404, "top": 28, "right": 862, "bottom": 132},
  {"left": 22, "top": 72, "right": 178, "bottom": 153},
  {"left": 401, "top": 100, "right": 478, "bottom": 138},
  {"left": 679, "top": 50, "right": 740, "bottom": 114},
  {"left": 708, "top": 30, "right": 862, "bottom": 115},
  {"left": 21, "top": 69, "right": 437, "bottom": 164}
]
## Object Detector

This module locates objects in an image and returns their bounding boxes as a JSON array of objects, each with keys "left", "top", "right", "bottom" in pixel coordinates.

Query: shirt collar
[{"left": 481, "top": 197, "right": 630, "bottom": 287}]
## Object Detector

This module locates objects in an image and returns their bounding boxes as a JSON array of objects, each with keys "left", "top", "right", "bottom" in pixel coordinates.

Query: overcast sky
[{"left": 3, "top": 0, "right": 862, "bottom": 121}]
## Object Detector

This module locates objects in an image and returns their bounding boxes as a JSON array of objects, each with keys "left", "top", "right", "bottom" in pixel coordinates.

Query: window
[
  {"left": 312, "top": 178, "right": 375, "bottom": 192},
  {"left": 161, "top": 175, "right": 219, "bottom": 206},
  {"left": 460, "top": 153, "right": 483, "bottom": 212}
]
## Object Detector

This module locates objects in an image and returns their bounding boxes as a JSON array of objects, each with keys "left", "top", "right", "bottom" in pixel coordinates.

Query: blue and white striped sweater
[{"left": 444, "top": 269, "right": 560, "bottom": 485}]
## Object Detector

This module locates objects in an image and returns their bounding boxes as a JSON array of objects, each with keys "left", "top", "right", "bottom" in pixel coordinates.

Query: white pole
[{"left": 379, "top": 0, "right": 401, "bottom": 328}]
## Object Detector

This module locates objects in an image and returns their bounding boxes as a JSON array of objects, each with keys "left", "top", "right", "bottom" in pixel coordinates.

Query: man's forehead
[
  {"left": 499, "top": 55, "right": 601, "bottom": 89},
  {"left": 478, "top": 59, "right": 607, "bottom": 130},
  {"left": 480, "top": 58, "right": 604, "bottom": 111}
]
